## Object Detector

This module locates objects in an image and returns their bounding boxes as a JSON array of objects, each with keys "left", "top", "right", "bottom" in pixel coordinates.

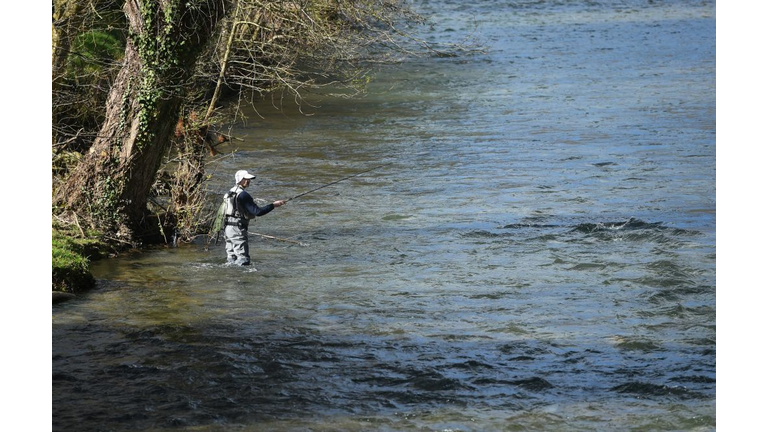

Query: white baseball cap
[{"left": 235, "top": 170, "right": 256, "bottom": 183}]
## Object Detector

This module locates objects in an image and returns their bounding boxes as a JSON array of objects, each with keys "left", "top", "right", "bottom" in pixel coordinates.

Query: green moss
[{"left": 52, "top": 228, "right": 105, "bottom": 293}]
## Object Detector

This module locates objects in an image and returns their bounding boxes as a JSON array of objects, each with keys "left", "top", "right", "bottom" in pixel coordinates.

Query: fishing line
[
  {"left": 245, "top": 163, "right": 390, "bottom": 247},
  {"left": 284, "top": 163, "right": 391, "bottom": 203}
]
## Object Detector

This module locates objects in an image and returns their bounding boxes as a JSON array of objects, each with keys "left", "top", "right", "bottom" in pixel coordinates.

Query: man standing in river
[{"left": 224, "top": 170, "right": 286, "bottom": 265}]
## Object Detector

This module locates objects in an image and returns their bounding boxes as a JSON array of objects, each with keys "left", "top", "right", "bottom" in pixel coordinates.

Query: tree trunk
[{"left": 54, "top": 0, "right": 226, "bottom": 243}]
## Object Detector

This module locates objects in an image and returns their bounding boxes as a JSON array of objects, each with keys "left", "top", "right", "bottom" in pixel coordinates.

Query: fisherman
[{"left": 224, "top": 170, "right": 286, "bottom": 265}]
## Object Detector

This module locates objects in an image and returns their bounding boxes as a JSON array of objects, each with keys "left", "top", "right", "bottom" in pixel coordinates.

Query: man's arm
[
  {"left": 237, "top": 191, "right": 285, "bottom": 219},
  {"left": 238, "top": 192, "right": 275, "bottom": 218}
]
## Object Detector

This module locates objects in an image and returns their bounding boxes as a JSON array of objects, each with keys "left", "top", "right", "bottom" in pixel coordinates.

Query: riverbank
[
  {"left": 52, "top": 214, "right": 186, "bottom": 298},
  {"left": 52, "top": 225, "right": 104, "bottom": 294}
]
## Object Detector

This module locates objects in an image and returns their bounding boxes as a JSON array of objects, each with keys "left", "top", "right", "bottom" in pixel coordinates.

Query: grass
[{"left": 52, "top": 226, "right": 106, "bottom": 293}]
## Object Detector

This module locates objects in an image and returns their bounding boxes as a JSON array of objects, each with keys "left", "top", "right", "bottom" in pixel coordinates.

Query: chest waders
[{"left": 223, "top": 185, "right": 251, "bottom": 265}]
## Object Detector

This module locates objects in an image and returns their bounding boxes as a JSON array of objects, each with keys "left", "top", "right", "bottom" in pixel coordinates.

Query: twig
[
  {"left": 53, "top": 128, "right": 84, "bottom": 149},
  {"left": 148, "top": 196, "right": 169, "bottom": 213},
  {"left": 71, "top": 211, "right": 86, "bottom": 238},
  {"left": 205, "top": 0, "right": 241, "bottom": 121},
  {"left": 103, "top": 236, "right": 134, "bottom": 246},
  {"left": 205, "top": 149, "right": 240, "bottom": 166},
  {"left": 156, "top": 210, "right": 168, "bottom": 244},
  {"left": 53, "top": 213, "right": 71, "bottom": 226},
  {"left": 220, "top": 133, "right": 244, "bottom": 142}
]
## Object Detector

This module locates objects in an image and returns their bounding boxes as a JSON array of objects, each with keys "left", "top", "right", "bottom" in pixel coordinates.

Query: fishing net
[{"left": 210, "top": 198, "right": 227, "bottom": 234}]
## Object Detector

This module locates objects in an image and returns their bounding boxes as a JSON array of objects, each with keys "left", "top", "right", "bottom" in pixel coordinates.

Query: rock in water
[{"left": 52, "top": 292, "right": 76, "bottom": 304}]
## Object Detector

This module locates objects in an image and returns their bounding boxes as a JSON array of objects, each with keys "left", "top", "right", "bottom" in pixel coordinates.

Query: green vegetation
[
  {"left": 52, "top": 226, "right": 106, "bottom": 293},
  {"left": 68, "top": 30, "right": 125, "bottom": 75}
]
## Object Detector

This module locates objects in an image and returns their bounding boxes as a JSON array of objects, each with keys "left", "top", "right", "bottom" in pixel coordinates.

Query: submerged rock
[{"left": 52, "top": 292, "right": 76, "bottom": 304}]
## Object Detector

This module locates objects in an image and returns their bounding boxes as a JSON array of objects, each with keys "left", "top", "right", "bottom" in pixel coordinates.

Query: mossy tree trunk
[{"left": 54, "top": 0, "right": 226, "bottom": 242}]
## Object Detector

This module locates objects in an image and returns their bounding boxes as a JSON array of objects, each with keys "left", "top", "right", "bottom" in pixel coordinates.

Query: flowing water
[{"left": 53, "top": 0, "right": 716, "bottom": 430}]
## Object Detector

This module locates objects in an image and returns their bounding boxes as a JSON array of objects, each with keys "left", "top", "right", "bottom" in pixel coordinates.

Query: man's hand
[{"left": 273, "top": 200, "right": 286, "bottom": 207}]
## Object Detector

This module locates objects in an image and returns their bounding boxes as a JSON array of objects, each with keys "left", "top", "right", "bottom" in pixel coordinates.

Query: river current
[{"left": 53, "top": 0, "right": 716, "bottom": 430}]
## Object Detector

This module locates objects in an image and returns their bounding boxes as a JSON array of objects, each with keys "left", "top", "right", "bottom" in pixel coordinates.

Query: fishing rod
[
  {"left": 284, "top": 163, "right": 390, "bottom": 203},
  {"left": 209, "top": 164, "right": 388, "bottom": 249}
]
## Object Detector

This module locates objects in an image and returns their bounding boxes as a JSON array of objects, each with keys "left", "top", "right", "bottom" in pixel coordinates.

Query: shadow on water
[{"left": 53, "top": 308, "right": 715, "bottom": 431}]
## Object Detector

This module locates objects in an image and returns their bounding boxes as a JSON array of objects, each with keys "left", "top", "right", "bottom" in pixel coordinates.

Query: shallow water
[{"left": 53, "top": 0, "right": 715, "bottom": 430}]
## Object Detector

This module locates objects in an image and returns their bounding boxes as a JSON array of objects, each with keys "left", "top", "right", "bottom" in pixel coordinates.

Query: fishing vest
[{"left": 224, "top": 186, "right": 248, "bottom": 227}]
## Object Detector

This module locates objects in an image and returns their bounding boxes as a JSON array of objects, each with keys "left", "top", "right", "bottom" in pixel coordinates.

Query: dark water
[{"left": 53, "top": 0, "right": 715, "bottom": 430}]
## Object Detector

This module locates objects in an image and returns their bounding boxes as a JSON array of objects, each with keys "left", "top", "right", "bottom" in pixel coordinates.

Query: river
[{"left": 53, "top": 0, "right": 716, "bottom": 430}]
